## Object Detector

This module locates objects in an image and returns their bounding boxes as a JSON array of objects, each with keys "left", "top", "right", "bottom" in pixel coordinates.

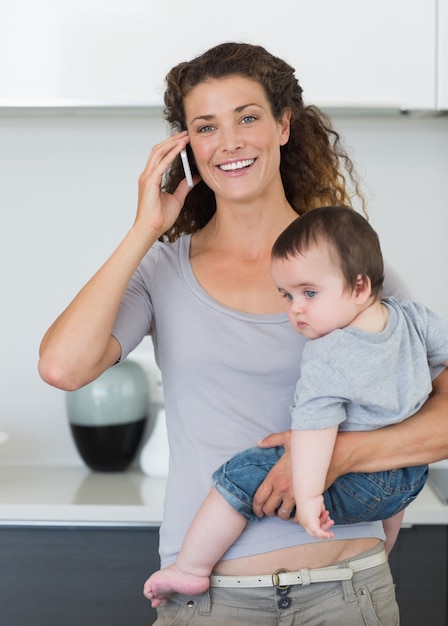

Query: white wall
[{"left": 1, "top": 110, "right": 447, "bottom": 465}]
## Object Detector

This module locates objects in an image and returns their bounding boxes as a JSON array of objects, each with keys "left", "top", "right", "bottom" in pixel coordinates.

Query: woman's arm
[
  {"left": 38, "top": 133, "right": 192, "bottom": 391},
  {"left": 38, "top": 226, "right": 156, "bottom": 390}
]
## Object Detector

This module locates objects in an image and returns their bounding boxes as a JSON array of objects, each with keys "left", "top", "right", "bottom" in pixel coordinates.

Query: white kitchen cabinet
[
  {"left": 0, "top": 0, "right": 441, "bottom": 110},
  {"left": 438, "top": 0, "right": 448, "bottom": 109},
  {"left": 267, "top": 0, "right": 437, "bottom": 110}
]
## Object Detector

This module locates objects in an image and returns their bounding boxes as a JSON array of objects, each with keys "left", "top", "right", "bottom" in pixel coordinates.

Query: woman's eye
[
  {"left": 198, "top": 125, "right": 215, "bottom": 133},
  {"left": 241, "top": 115, "right": 257, "bottom": 124},
  {"left": 304, "top": 290, "right": 316, "bottom": 299}
]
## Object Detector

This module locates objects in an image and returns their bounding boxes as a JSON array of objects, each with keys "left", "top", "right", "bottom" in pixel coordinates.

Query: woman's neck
[
  {"left": 194, "top": 197, "right": 298, "bottom": 259},
  {"left": 189, "top": 199, "right": 298, "bottom": 315}
]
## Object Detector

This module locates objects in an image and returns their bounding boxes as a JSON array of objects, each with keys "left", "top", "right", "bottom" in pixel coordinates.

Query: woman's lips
[{"left": 218, "top": 158, "right": 255, "bottom": 172}]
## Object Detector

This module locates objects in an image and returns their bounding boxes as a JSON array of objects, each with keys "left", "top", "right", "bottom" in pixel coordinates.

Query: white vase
[{"left": 140, "top": 409, "right": 169, "bottom": 477}]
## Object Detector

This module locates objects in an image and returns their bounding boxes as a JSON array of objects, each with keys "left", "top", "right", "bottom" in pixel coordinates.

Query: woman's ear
[
  {"left": 279, "top": 108, "right": 292, "bottom": 146},
  {"left": 354, "top": 274, "right": 372, "bottom": 304}
]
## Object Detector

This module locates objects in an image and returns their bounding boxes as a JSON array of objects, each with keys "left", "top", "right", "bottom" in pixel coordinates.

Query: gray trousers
[{"left": 152, "top": 542, "right": 399, "bottom": 625}]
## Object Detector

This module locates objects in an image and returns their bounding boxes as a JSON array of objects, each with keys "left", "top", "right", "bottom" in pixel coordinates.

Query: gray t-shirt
[
  {"left": 113, "top": 235, "right": 411, "bottom": 567},
  {"left": 291, "top": 297, "right": 448, "bottom": 431}
]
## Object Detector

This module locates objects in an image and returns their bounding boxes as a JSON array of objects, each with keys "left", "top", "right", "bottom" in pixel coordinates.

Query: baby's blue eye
[{"left": 304, "top": 290, "right": 316, "bottom": 298}]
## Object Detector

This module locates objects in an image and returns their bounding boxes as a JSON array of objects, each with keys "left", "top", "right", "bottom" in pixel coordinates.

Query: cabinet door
[
  {"left": 438, "top": 0, "right": 448, "bottom": 109},
  {"left": 388, "top": 525, "right": 447, "bottom": 626},
  {"left": 0, "top": 526, "right": 160, "bottom": 626},
  {"left": 2, "top": 525, "right": 446, "bottom": 625},
  {"left": 0, "top": 0, "right": 438, "bottom": 109}
]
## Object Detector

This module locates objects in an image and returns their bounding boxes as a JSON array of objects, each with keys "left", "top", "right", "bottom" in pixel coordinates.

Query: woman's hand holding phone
[{"left": 135, "top": 132, "right": 193, "bottom": 238}]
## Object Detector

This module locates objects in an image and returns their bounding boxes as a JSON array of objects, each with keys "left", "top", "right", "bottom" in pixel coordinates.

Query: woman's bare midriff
[{"left": 213, "top": 538, "right": 381, "bottom": 575}]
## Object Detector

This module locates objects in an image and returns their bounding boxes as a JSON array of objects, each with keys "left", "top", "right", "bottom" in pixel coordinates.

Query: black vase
[{"left": 66, "top": 360, "right": 149, "bottom": 472}]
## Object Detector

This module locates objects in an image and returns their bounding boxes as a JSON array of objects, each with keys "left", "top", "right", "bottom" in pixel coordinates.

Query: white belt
[{"left": 210, "top": 548, "right": 387, "bottom": 588}]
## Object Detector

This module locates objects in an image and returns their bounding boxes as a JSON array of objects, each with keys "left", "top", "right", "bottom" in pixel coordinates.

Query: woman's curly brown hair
[{"left": 162, "top": 42, "right": 365, "bottom": 242}]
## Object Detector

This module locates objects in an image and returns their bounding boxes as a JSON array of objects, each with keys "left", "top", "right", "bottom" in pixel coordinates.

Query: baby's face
[{"left": 271, "top": 244, "right": 358, "bottom": 339}]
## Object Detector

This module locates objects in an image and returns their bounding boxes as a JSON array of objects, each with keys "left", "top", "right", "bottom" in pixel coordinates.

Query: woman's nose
[{"left": 220, "top": 125, "right": 243, "bottom": 152}]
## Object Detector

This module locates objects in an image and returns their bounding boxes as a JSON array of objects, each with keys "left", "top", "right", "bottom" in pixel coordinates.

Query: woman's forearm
[
  {"left": 38, "top": 224, "right": 159, "bottom": 391},
  {"left": 38, "top": 132, "right": 193, "bottom": 392},
  {"left": 327, "top": 368, "right": 448, "bottom": 487}
]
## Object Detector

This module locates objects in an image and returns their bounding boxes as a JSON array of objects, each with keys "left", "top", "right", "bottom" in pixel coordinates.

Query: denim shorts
[
  {"left": 212, "top": 445, "right": 428, "bottom": 523},
  {"left": 152, "top": 542, "right": 399, "bottom": 626}
]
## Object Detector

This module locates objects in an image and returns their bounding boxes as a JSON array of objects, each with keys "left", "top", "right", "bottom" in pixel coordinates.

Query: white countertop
[
  {"left": 0, "top": 464, "right": 447, "bottom": 527},
  {"left": 0, "top": 465, "right": 166, "bottom": 526}
]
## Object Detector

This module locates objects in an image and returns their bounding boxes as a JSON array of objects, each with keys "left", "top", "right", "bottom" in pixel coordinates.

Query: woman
[{"left": 39, "top": 43, "right": 448, "bottom": 625}]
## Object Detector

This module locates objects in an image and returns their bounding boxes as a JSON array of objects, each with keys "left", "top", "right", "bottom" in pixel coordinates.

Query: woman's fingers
[
  {"left": 140, "top": 131, "right": 189, "bottom": 186},
  {"left": 134, "top": 132, "right": 191, "bottom": 235}
]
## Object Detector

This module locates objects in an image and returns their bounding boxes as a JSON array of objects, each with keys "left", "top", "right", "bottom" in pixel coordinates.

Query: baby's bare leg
[
  {"left": 382, "top": 510, "right": 405, "bottom": 555},
  {"left": 143, "top": 487, "right": 247, "bottom": 607}
]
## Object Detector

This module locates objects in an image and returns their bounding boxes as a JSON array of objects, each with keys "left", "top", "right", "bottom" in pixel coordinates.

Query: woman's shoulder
[{"left": 139, "top": 233, "right": 191, "bottom": 272}]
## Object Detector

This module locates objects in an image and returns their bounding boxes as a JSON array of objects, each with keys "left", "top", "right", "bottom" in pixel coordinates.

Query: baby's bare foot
[{"left": 143, "top": 563, "right": 210, "bottom": 608}]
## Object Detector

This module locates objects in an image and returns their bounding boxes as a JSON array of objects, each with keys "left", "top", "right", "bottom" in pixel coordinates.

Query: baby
[{"left": 144, "top": 206, "right": 448, "bottom": 607}]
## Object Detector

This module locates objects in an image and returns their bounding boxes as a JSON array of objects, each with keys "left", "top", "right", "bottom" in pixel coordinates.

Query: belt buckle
[{"left": 272, "top": 568, "right": 290, "bottom": 590}]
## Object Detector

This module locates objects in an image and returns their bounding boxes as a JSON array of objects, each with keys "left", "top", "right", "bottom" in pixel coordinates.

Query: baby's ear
[{"left": 354, "top": 274, "right": 371, "bottom": 303}]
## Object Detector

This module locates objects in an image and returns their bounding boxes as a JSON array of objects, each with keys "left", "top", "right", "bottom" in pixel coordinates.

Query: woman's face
[{"left": 183, "top": 75, "right": 291, "bottom": 204}]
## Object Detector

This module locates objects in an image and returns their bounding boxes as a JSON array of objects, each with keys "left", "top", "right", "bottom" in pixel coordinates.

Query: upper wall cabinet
[
  {"left": 438, "top": 0, "right": 448, "bottom": 109},
  {"left": 0, "top": 0, "right": 444, "bottom": 110}
]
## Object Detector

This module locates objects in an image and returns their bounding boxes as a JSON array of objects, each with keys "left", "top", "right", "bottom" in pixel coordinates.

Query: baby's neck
[{"left": 348, "top": 299, "right": 389, "bottom": 334}]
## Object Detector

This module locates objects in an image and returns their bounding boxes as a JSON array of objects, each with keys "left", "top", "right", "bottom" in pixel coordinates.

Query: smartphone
[{"left": 180, "top": 148, "right": 194, "bottom": 188}]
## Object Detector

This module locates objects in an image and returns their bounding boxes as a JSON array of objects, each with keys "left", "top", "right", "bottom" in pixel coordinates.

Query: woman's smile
[{"left": 218, "top": 158, "right": 256, "bottom": 173}]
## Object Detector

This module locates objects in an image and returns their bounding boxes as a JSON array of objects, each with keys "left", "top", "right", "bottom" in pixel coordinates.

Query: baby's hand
[{"left": 296, "top": 497, "right": 335, "bottom": 540}]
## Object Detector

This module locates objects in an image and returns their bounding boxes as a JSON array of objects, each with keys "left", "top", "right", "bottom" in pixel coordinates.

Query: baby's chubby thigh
[{"left": 212, "top": 446, "right": 285, "bottom": 521}]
